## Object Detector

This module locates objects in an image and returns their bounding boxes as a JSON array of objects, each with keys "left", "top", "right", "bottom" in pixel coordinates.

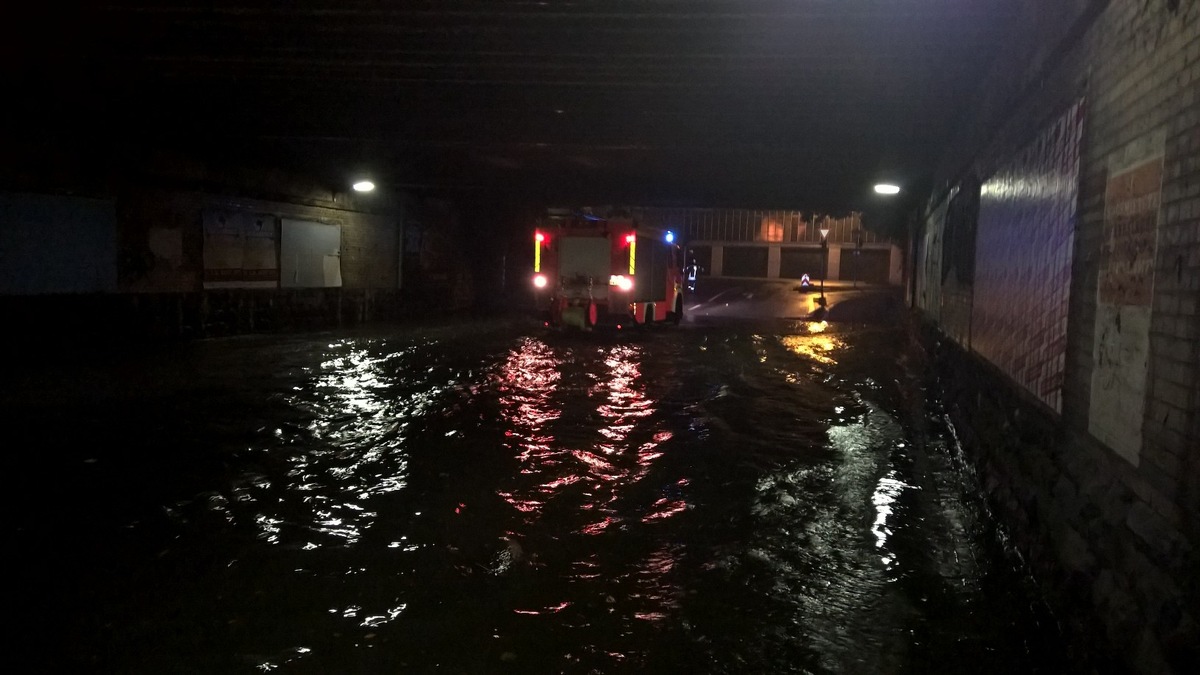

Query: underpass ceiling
[{"left": 6, "top": 0, "right": 1017, "bottom": 213}]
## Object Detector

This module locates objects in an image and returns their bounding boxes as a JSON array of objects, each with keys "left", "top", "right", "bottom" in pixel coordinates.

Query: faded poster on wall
[
  {"left": 1088, "top": 132, "right": 1164, "bottom": 466},
  {"left": 202, "top": 209, "right": 279, "bottom": 288},
  {"left": 971, "top": 100, "right": 1084, "bottom": 414}
]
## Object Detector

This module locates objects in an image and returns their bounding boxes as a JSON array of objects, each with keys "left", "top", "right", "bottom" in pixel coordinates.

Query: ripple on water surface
[{"left": 14, "top": 322, "right": 1070, "bottom": 673}]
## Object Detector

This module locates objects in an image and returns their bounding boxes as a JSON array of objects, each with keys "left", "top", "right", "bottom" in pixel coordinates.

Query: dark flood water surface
[{"left": 10, "top": 318, "right": 1069, "bottom": 673}]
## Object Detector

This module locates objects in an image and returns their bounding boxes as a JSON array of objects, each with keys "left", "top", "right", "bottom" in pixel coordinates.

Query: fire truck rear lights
[
  {"left": 535, "top": 232, "right": 545, "bottom": 243},
  {"left": 625, "top": 234, "right": 636, "bottom": 244},
  {"left": 533, "top": 274, "right": 548, "bottom": 288}
]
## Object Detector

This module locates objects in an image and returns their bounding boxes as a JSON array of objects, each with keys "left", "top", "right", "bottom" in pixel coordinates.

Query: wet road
[{"left": 10, "top": 285, "right": 1070, "bottom": 673}]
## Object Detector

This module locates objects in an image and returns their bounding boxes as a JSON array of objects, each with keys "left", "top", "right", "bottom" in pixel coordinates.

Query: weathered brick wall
[
  {"left": 916, "top": 1, "right": 1199, "bottom": 672},
  {"left": 117, "top": 188, "right": 399, "bottom": 293}
]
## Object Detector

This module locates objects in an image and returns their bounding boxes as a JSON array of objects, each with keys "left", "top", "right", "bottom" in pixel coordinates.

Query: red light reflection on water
[
  {"left": 642, "top": 495, "right": 688, "bottom": 522},
  {"left": 493, "top": 338, "right": 686, "bottom": 634},
  {"left": 494, "top": 338, "right": 564, "bottom": 516},
  {"left": 513, "top": 601, "right": 572, "bottom": 616}
]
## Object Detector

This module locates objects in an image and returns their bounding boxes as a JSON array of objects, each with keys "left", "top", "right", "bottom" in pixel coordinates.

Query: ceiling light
[
  {"left": 352, "top": 180, "right": 376, "bottom": 192},
  {"left": 874, "top": 184, "right": 900, "bottom": 195}
]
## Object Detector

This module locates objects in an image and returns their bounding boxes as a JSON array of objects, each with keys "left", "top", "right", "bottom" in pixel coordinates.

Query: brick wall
[
  {"left": 117, "top": 187, "right": 399, "bottom": 293},
  {"left": 915, "top": 1, "right": 1199, "bottom": 672}
]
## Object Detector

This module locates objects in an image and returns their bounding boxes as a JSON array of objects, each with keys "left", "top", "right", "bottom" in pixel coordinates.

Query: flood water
[{"left": 10, "top": 316, "right": 1071, "bottom": 673}]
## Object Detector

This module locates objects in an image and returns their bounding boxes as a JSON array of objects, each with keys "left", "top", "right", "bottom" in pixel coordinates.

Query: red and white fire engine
[{"left": 531, "top": 208, "right": 685, "bottom": 329}]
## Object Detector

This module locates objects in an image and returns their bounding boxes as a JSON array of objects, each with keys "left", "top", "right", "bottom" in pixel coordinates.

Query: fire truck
[{"left": 531, "top": 208, "right": 685, "bottom": 329}]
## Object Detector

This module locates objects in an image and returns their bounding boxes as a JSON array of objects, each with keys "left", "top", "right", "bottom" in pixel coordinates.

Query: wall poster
[
  {"left": 281, "top": 218, "right": 342, "bottom": 288},
  {"left": 202, "top": 209, "right": 279, "bottom": 288},
  {"left": 1088, "top": 131, "right": 1165, "bottom": 466}
]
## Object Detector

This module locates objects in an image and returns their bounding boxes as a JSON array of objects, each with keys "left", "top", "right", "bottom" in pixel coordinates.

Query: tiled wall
[{"left": 970, "top": 101, "right": 1085, "bottom": 413}]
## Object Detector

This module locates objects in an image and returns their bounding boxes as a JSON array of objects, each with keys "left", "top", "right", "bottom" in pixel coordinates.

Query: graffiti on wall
[
  {"left": 1088, "top": 131, "right": 1165, "bottom": 465},
  {"left": 970, "top": 100, "right": 1085, "bottom": 413},
  {"left": 202, "top": 209, "right": 279, "bottom": 288}
]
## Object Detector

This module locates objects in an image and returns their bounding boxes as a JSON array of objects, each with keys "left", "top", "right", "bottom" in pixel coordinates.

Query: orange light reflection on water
[{"left": 780, "top": 325, "right": 844, "bottom": 366}]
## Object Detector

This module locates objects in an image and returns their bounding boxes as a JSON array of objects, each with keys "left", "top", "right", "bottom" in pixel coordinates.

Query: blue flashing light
[{"left": 665, "top": 230, "right": 675, "bottom": 243}]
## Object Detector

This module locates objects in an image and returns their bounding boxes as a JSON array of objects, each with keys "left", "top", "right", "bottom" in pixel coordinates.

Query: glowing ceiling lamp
[
  {"left": 874, "top": 184, "right": 900, "bottom": 195},
  {"left": 353, "top": 180, "right": 376, "bottom": 192}
]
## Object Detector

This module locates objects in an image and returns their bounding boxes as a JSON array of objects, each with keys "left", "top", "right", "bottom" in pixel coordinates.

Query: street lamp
[{"left": 818, "top": 226, "right": 830, "bottom": 307}]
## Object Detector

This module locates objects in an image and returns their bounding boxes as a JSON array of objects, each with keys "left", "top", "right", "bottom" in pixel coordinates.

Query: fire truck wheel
[
  {"left": 672, "top": 296, "right": 683, "bottom": 324},
  {"left": 644, "top": 303, "right": 655, "bottom": 324}
]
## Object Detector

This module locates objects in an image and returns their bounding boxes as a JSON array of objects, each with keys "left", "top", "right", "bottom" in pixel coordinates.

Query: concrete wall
[{"left": 914, "top": 1, "right": 1199, "bottom": 672}]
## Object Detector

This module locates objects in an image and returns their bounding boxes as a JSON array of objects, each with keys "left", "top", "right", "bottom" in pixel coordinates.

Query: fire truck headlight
[
  {"left": 609, "top": 275, "right": 633, "bottom": 291},
  {"left": 533, "top": 274, "right": 548, "bottom": 288}
]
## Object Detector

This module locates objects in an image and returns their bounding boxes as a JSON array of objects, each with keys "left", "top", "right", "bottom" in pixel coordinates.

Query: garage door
[
  {"left": 723, "top": 246, "right": 768, "bottom": 278},
  {"left": 779, "top": 248, "right": 824, "bottom": 279},
  {"left": 839, "top": 248, "right": 891, "bottom": 285}
]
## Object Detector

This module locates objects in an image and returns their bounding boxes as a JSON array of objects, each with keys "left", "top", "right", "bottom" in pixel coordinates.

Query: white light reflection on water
[
  {"left": 872, "top": 471, "right": 909, "bottom": 568},
  {"left": 737, "top": 395, "right": 911, "bottom": 672},
  {"left": 255, "top": 646, "right": 312, "bottom": 671},
  {"left": 826, "top": 401, "right": 910, "bottom": 572},
  {"left": 317, "top": 343, "right": 391, "bottom": 413},
  {"left": 241, "top": 339, "right": 437, "bottom": 549},
  {"left": 255, "top": 514, "right": 283, "bottom": 544},
  {"left": 360, "top": 604, "right": 407, "bottom": 627}
]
